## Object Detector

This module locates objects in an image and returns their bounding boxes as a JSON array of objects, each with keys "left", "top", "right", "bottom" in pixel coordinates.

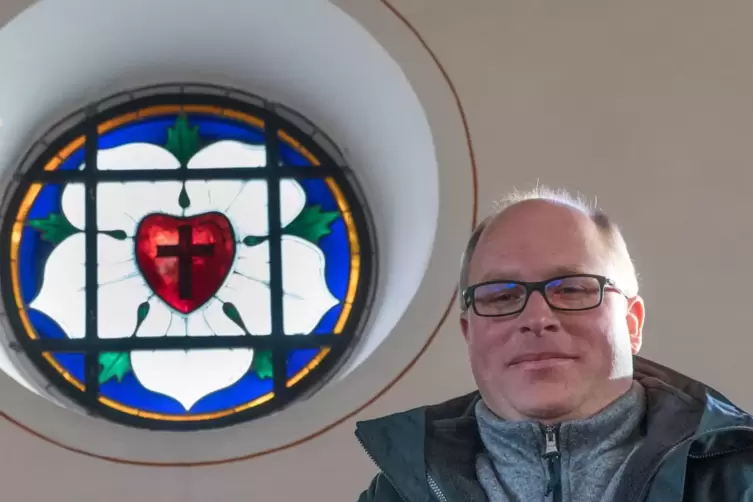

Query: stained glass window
[{"left": 0, "top": 86, "right": 375, "bottom": 430}]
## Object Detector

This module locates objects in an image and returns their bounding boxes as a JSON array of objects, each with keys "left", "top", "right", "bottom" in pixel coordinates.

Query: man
[{"left": 356, "top": 188, "right": 753, "bottom": 501}]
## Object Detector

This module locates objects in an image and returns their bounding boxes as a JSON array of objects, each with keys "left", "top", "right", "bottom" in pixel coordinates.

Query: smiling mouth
[{"left": 508, "top": 355, "right": 577, "bottom": 369}]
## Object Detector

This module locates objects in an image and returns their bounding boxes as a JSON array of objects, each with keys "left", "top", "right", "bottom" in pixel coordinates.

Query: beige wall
[{"left": 1, "top": 1, "right": 752, "bottom": 500}]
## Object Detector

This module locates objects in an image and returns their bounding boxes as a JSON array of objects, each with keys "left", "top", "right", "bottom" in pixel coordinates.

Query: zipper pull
[
  {"left": 543, "top": 425, "right": 562, "bottom": 500},
  {"left": 544, "top": 425, "right": 560, "bottom": 457}
]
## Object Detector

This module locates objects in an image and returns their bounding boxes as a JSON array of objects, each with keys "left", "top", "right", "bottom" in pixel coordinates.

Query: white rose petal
[
  {"left": 187, "top": 140, "right": 265, "bottom": 169},
  {"left": 130, "top": 348, "right": 253, "bottom": 411},
  {"left": 279, "top": 236, "right": 339, "bottom": 335},
  {"left": 97, "top": 143, "right": 181, "bottom": 171},
  {"left": 29, "top": 234, "right": 86, "bottom": 339}
]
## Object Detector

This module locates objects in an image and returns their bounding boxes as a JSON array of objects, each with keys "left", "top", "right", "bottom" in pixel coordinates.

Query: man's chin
[
  {"left": 511, "top": 388, "right": 580, "bottom": 422},
  {"left": 522, "top": 403, "right": 576, "bottom": 422}
]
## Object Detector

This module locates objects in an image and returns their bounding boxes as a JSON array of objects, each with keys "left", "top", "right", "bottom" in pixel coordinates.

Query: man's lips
[{"left": 508, "top": 353, "right": 578, "bottom": 367}]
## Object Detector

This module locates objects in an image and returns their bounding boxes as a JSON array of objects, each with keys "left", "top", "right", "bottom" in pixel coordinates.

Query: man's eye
[{"left": 491, "top": 293, "right": 520, "bottom": 302}]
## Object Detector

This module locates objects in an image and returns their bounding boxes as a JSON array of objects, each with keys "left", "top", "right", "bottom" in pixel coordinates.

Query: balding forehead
[
  {"left": 459, "top": 191, "right": 639, "bottom": 304},
  {"left": 480, "top": 199, "right": 600, "bottom": 245},
  {"left": 469, "top": 201, "right": 611, "bottom": 278}
]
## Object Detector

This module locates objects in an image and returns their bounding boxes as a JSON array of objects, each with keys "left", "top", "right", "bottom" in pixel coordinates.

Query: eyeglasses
[{"left": 462, "top": 274, "right": 626, "bottom": 317}]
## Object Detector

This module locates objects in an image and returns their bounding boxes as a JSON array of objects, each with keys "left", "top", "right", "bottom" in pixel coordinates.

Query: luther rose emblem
[{"left": 3, "top": 96, "right": 373, "bottom": 430}]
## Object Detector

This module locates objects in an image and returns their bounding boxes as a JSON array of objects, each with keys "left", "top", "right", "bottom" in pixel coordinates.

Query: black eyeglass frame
[{"left": 461, "top": 273, "right": 627, "bottom": 317}]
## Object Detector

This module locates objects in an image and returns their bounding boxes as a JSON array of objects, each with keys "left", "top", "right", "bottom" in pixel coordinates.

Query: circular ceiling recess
[
  {"left": 0, "top": 84, "right": 377, "bottom": 431},
  {"left": 0, "top": 0, "right": 473, "bottom": 464}
]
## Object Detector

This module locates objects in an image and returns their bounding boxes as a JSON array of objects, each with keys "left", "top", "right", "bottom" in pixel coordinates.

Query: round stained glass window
[{"left": 0, "top": 86, "right": 375, "bottom": 430}]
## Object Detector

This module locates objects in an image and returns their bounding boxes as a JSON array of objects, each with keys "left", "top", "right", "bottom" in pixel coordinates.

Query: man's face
[{"left": 460, "top": 201, "right": 644, "bottom": 422}]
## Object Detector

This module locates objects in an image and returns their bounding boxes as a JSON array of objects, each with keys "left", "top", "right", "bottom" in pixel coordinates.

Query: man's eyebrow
[
  {"left": 477, "top": 270, "right": 518, "bottom": 282},
  {"left": 548, "top": 265, "right": 589, "bottom": 277},
  {"left": 477, "top": 265, "right": 587, "bottom": 283}
]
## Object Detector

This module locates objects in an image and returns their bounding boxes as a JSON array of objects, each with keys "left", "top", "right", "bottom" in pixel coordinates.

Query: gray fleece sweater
[{"left": 475, "top": 381, "right": 646, "bottom": 502}]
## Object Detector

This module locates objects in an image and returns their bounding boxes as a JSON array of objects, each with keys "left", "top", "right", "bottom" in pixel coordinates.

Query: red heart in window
[{"left": 135, "top": 212, "right": 236, "bottom": 314}]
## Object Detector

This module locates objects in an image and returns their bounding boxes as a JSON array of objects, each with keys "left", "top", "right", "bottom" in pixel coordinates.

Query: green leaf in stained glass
[
  {"left": 165, "top": 114, "right": 201, "bottom": 166},
  {"left": 222, "top": 302, "right": 249, "bottom": 333},
  {"left": 283, "top": 205, "right": 340, "bottom": 244},
  {"left": 252, "top": 350, "right": 273, "bottom": 380},
  {"left": 26, "top": 213, "right": 81, "bottom": 244},
  {"left": 101, "top": 229, "right": 128, "bottom": 240},
  {"left": 243, "top": 235, "right": 267, "bottom": 247},
  {"left": 135, "top": 301, "right": 150, "bottom": 333},
  {"left": 99, "top": 352, "right": 131, "bottom": 384},
  {"left": 178, "top": 185, "right": 191, "bottom": 209}
]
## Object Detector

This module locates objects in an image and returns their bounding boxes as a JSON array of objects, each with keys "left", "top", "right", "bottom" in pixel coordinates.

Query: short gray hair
[{"left": 458, "top": 186, "right": 639, "bottom": 310}]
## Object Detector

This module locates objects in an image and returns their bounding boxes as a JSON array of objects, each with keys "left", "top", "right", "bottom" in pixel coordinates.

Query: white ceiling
[{"left": 1, "top": 0, "right": 753, "bottom": 500}]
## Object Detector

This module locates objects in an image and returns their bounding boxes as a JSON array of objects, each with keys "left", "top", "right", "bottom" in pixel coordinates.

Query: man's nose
[{"left": 518, "top": 291, "right": 560, "bottom": 336}]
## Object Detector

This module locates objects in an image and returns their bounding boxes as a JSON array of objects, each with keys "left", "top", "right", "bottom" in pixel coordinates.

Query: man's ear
[
  {"left": 626, "top": 295, "right": 645, "bottom": 354},
  {"left": 460, "top": 313, "right": 470, "bottom": 342}
]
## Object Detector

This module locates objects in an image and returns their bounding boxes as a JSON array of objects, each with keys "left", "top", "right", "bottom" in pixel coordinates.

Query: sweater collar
[{"left": 474, "top": 381, "right": 646, "bottom": 460}]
